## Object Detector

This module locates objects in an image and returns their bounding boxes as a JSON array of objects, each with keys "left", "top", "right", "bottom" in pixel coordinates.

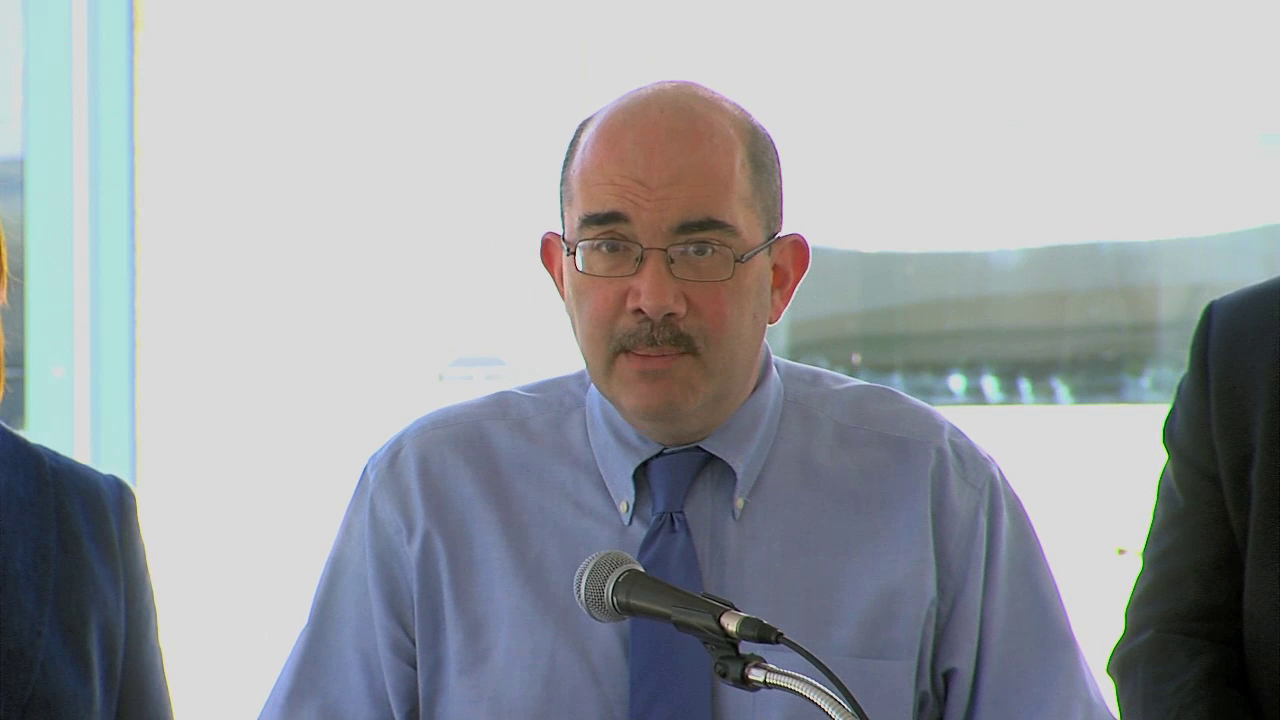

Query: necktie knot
[{"left": 644, "top": 448, "right": 712, "bottom": 516}]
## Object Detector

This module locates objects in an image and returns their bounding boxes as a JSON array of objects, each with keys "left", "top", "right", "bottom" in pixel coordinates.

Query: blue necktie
[{"left": 630, "top": 447, "right": 715, "bottom": 720}]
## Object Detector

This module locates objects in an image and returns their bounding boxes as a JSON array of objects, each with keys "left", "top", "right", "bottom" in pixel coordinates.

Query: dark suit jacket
[
  {"left": 1109, "top": 275, "right": 1280, "bottom": 719},
  {"left": 0, "top": 424, "right": 173, "bottom": 719}
]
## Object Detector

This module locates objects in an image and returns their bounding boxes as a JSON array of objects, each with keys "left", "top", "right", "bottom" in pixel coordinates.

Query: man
[
  {"left": 1109, "top": 276, "right": 1279, "bottom": 718},
  {"left": 0, "top": 222, "right": 173, "bottom": 718},
  {"left": 262, "top": 81, "right": 1112, "bottom": 718}
]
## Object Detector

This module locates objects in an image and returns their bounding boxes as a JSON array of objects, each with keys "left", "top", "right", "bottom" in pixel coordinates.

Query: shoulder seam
[
  {"left": 374, "top": 400, "right": 586, "bottom": 465},
  {"left": 781, "top": 393, "right": 938, "bottom": 448},
  {"left": 781, "top": 393, "right": 992, "bottom": 493}
]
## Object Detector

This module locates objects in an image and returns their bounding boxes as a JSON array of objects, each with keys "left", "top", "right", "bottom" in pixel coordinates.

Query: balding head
[
  {"left": 540, "top": 81, "right": 811, "bottom": 445},
  {"left": 559, "top": 82, "right": 783, "bottom": 241}
]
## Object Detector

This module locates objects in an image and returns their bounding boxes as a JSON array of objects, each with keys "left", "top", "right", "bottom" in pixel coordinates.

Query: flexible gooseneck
[{"left": 744, "top": 662, "right": 863, "bottom": 720}]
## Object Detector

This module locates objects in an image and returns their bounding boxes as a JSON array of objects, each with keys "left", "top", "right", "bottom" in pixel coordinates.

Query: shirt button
[
  {"left": 619, "top": 500, "right": 630, "bottom": 514},
  {"left": 735, "top": 497, "right": 746, "bottom": 511}
]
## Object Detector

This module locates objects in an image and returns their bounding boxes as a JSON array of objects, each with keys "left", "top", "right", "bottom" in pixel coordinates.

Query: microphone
[{"left": 574, "top": 550, "right": 783, "bottom": 644}]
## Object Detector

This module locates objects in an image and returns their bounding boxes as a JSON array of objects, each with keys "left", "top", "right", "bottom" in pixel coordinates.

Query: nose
[{"left": 626, "top": 248, "right": 687, "bottom": 322}]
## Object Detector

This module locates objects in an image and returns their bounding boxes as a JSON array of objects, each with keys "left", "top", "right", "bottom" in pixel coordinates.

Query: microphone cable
[{"left": 779, "top": 635, "right": 870, "bottom": 720}]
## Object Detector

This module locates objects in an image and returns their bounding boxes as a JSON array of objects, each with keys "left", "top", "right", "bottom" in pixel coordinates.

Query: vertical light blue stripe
[
  {"left": 88, "top": 0, "right": 135, "bottom": 482},
  {"left": 22, "top": 0, "right": 76, "bottom": 456}
]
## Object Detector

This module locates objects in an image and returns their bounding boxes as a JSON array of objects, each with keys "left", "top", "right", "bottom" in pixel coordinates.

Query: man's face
[{"left": 541, "top": 104, "right": 804, "bottom": 445}]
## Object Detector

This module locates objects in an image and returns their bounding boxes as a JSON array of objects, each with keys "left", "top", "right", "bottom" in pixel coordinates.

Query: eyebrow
[
  {"left": 671, "top": 216, "right": 742, "bottom": 239},
  {"left": 575, "top": 212, "right": 743, "bottom": 239},
  {"left": 577, "top": 211, "right": 632, "bottom": 232}
]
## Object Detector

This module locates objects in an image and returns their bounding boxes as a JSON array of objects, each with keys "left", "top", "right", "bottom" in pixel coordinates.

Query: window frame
[{"left": 23, "top": 0, "right": 135, "bottom": 482}]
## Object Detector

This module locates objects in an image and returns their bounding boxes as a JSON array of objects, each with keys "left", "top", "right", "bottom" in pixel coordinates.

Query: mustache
[{"left": 609, "top": 321, "right": 699, "bottom": 356}]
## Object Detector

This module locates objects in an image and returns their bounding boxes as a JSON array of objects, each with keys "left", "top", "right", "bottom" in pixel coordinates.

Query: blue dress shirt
[{"left": 261, "top": 346, "right": 1113, "bottom": 719}]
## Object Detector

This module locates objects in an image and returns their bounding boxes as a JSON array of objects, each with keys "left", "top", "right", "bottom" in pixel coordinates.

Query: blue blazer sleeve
[{"left": 0, "top": 425, "right": 174, "bottom": 719}]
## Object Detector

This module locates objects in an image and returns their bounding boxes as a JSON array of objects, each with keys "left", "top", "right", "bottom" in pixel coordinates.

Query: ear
[
  {"left": 541, "top": 232, "right": 568, "bottom": 300},
  {"left": 767, "top": 233, "right": 810, "bottom": 324}
]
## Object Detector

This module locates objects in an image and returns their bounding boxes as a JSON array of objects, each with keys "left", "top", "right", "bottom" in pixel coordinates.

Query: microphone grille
[{"left": 574, "top": 550, "right": 641, "bottom": 623}]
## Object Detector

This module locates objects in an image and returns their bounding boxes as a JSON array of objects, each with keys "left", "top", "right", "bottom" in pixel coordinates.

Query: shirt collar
[{"left": 585, "top": 343, "right": 784, "bottom": 524}]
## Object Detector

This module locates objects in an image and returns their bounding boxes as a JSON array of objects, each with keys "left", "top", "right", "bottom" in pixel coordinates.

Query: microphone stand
[
  {"left": 703, "top": 642, "right": 860, "bottom": 720},
  {"left": 668, "top": 604, "right": 866, "bottom": 720}
]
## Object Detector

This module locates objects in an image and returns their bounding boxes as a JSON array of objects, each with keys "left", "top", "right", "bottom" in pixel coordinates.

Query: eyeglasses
[{"left": 562, "top": 234, "right": 780, "bottom": 282}]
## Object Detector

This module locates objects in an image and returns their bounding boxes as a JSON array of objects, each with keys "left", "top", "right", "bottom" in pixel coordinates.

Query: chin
[
  {"left": 602, "top": 374, "right": 680, "bottom": 406},
  {"left": 596, "top": 359, "right": 705, "bottom": 421}
]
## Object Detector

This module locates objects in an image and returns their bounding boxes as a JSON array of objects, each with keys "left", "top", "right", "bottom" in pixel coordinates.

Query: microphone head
[{"left": 574, "top": 550, "right": 642, "bottom": 623}]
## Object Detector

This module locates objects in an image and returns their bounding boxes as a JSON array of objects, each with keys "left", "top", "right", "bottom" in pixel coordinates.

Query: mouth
[
  {"left": 609, "top": 321, "right": 698, "bottom": 359},
  {"left": 627, "top": 347, "right": 687, "bottom": 357},
  {"left": 619, "top": 346, "right": 691, "bottom": 371}
]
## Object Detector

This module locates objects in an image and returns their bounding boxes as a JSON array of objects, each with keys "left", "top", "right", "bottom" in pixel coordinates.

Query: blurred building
[{"left": 768, "top": 224, "right": 1280, "bottom": 404}]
